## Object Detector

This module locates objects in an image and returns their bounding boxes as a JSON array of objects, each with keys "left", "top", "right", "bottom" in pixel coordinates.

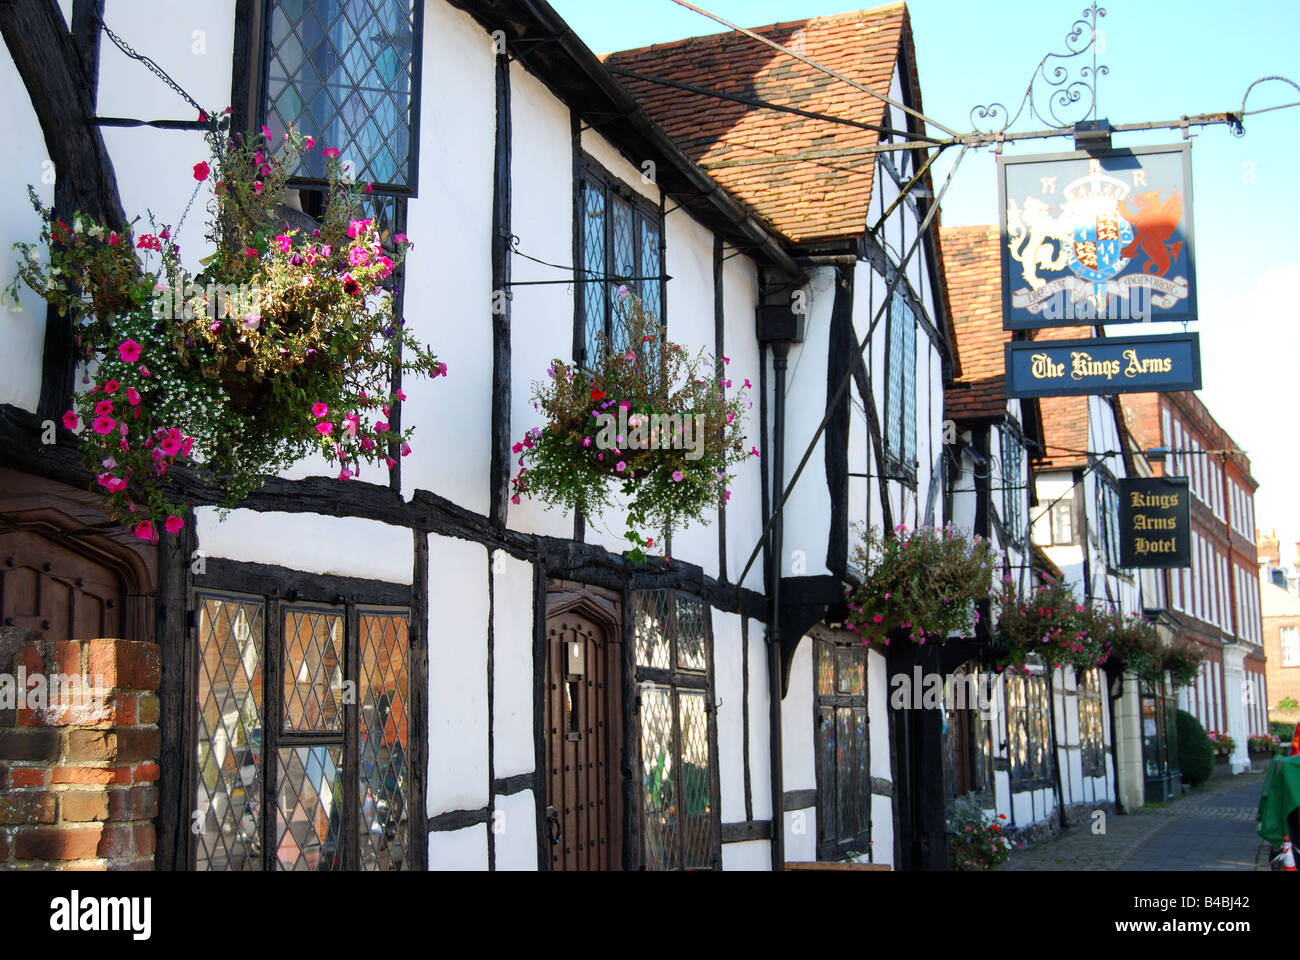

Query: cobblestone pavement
[{"left": 997, "top": 773, "right": 1274, "bottom": 871}]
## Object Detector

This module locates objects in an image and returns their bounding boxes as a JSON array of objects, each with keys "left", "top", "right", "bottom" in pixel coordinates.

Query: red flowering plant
[
  {"left": 1096, "top": 609, "right": 1162, "bottom": 681},
  {"left": 993, "top": 572, "right": 1109, "bottom": 675},
  {"left": 1161, "top": 637, "right": 1205, "bottom": 688},
  {"left": 946, "top": 793, "right": 1014, "bottom": 870},
  {"left": 509, "top": 291, "right": 752, "bottom": 562},
  {"left": 842, "top": 523, "right": 995, "bottom": 647},
  {"left": 6, "top": 113, "right": 442, "bottom": 539}
]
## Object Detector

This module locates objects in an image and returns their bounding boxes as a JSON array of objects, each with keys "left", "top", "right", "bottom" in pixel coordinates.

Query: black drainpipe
[{"left": 768, "top": 340, "right": 790, "bottom": 871}]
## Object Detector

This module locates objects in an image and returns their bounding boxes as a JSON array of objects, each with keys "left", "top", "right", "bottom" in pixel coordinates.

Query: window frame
[
  {"left": 1005, "top": 668, "right": 1055, "bottom": 790},
  {"left": 573, "top": 156, "right": 667, "bottom": 372},
  {"left": 1281, "top": 625, "right": 1300, "bottom": 668},
  {"left": 1095, "top": 472, "right": 1124, "bottom": 570},
  {"left": 630, "top": 588, "right": 721, "bottom": 871},
  {"left": 812, "top": 636, "right": 871, "bottom": 861},
  {"left": 254, "top": 0, "right": 426, "bottom": 197},
  {"left": 1078, "top": 667, "right": 1107, "bottom": 777},
  {"left": 999, "top": 424, "right": 1025, "bottom": 546},
  {"left": 883, "top": 289, "right": 918, "bottom": 483},
  {"left": 188, "top": 569, "right": 416, "bottom": 872}
]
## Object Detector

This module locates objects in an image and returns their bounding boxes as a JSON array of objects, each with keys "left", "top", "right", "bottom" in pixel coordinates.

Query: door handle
[{"left": 546, "top": 806, "right": 561, "bottom": 846}]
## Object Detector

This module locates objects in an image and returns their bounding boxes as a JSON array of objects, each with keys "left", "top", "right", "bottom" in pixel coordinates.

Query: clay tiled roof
[
  {"left": 1032, "top": 324, "right": 1097, "bottom": 468},
  {"left": 941, "top": 225, "right": 1010, "bottom": 421},
  {"left": 601, "top": 4, "right": 914, "bottom": 244}
]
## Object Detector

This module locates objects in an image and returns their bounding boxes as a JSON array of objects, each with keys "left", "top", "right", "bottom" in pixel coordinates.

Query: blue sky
[{"left": 551, "top": 0, "right": 1300, "bottom": 557}]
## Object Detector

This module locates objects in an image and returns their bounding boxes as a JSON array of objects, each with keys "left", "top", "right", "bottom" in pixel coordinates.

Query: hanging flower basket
[
  {"left": 993, "top": 573, "right": 1109, "bottom": 674},
  {"left": 6, "top": 114, "right": 444, "bottom": 540},
  {"left": 1161, "top": 637, "right": 1205, "bottom": 688},
  {"left": 842, "top": 523, "right": 994, "bottom": 647},
  {"left": 1095, "top": 609, "right": 1162, "bottom": 681},
  {"left": 509, "top": 291, "right": 753, "bottom": 561}
]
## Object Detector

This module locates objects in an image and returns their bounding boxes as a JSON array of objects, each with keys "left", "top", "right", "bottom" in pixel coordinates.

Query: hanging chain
[{"left": 97, "top": 16, "right": 212, "bottom": 123}]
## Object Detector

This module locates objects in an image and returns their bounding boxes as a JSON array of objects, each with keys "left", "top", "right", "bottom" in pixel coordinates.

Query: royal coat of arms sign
[{"left": 997, "top": 143, "right": 1196, "bottom": 329}]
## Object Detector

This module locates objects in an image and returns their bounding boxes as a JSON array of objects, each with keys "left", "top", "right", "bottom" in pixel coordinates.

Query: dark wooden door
[
  {"left": 0, "top": 530, "right": 125, "bottom": 642},
  {"left": 544, "top": 603, "right": 622, "bottom": 870}
]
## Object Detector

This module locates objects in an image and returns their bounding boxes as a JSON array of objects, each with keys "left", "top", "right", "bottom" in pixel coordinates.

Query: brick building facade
[{"left": 1120, "top": 392, "right": 1268, "bottom": 763}]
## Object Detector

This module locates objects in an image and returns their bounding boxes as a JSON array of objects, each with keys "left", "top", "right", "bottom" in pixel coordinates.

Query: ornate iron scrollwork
[{"left": 968, "top": 4, "right": 1108, "bottom": 135}]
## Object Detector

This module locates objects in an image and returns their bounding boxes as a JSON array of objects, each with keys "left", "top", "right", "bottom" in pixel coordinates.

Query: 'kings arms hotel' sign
[{"left": 1118, "top": 477, "right": 1191, "bottom": 568}]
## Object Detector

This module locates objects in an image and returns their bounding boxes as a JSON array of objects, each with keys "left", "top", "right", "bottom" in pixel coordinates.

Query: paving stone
[{"left": 995, "top": 772, "right": 1271, "bottom": 872}]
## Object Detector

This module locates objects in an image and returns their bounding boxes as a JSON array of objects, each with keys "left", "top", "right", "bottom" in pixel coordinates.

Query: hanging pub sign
[
  {"left": 998, "top": 143, "right": 1196, "bottom": 329},
  {"left": 1004, "top": 332, "right": 1200, "bottom": 399},
  {"left": 1119, "top": 477, "right": 1191, "bottom": 568}
]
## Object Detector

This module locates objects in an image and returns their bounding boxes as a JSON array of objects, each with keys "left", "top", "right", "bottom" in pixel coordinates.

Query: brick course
[{"left": 0, "top": 636, "right": 160, "bottom": 870}]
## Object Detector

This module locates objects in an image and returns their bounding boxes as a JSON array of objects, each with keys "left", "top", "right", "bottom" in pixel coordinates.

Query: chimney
[{"left": 1257, "top": 529, "right": 1280, "bottom": 566}]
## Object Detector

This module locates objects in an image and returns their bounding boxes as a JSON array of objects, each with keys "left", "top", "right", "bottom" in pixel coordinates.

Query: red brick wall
[{"left": 0, "top": 635, "right": 159, "bottom": 870}]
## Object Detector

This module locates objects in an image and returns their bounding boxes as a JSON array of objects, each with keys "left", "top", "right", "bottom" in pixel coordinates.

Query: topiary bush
[{"left": 1176, "top": 709, "right": 1214, "bottom": 786}]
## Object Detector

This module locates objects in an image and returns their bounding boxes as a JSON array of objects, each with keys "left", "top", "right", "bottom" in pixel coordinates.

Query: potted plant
[
  {"left": 6, "top": 113, "right": 443, "bottom": 539},
  {"left": 993, "top": 573, "right": 1108, "bottom": 675},
  {"left": 1206, "top": 730, "right": 1235, "bottom": 760},
  {"left": 945, "top": 793, "right": 1016, "bottom": 870},
  {"left": 842, "top": 523, "right": 994, "bottom": 647},
  {"left": 510, "top": 290, "right": 752, "bottom": 561}
]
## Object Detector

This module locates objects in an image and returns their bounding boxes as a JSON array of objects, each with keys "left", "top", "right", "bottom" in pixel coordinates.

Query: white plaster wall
[
  {"left": 97, "top": 1, "right": 236, "bottom": 119},
  {"left": 492, "top": 789, "right": 538, "bottom": 871},
  {"left": 0, "top": 41, "right": 54, "bottom": 412},
  {"left": 868, "top": 646, "right": 892, "bottom": 782},
  {"left": 428, "top": 822, "right": 488, "bottom": 871},
  {"left": 721, "top": 838, "right": 770, "bottom": 871},
  {"left": 871, "top": 794, "right": 894, "bottom": 866},
  {"left": 747, "top": 620, "right": 773, "bottom": 821},
  {"left": 653, "top": 210, "right": 719, "bottom": 578},
  {"left": 193, "top": 508, "right": 413, "bottom": 583},
  {"left": 505, "top": 59, "right": 576, "bottom": 540},
  {"left": 784, "top": 807, "right": 816, "bottom": 863},
  {"left": 781, "top": 635, "right": 815, "bottom": 791},
  {"left": 579, "top": 128, "right": 657, "bottom": 203},
  {"left": 713, "top": 611, "right": 747, "bottom": 824},
  {"left": 778, "top": 267, "right": 835, "bottom": 577},
  {"left": 426, "top": 532, "right": 489, "bottom": 816},
  {"left": 492, "top": 550, "right": 535, "bottom": 779},
  {"left": 400, "top": 2, "right": 495, "bottom": 513},
  {"left": 722, "top": 253, "right": 763, "bottom": 591}
]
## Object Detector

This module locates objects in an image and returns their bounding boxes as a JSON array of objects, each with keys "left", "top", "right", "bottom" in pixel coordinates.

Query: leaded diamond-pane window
[
  {"left": 1080, "top": 668, "right": 1106, "bottom": 777},
  {"left": 195, "top": 595, "right": 265, "bottom": 871},
  {"left": 814, "top": 637, "right": 870, "bottom": 860},
  {"left": 632, "top": 590, "right": 718, "bottom": 871},
  {"left": 884, "top": 291, "right": 917, "bottom": 477},
  {"left": 262, "top": 0, "right": 421, "bottom": 192},
  {"left": 192, "top": 590, "right": 410, "bottom": 870},
  {"left": 1007, "top": 670, "right": 1054, "bottom": 786},
  {"left": 1001, "top": 428, "right": 1024, "bottom": 545},
  {"left": 576, "top": 160, "right": 665, "bottom": 369}
]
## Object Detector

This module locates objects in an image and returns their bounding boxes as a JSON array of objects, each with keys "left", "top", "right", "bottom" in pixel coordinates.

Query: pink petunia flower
[
  {"left": 311, "top": 402, "right": 329, "bottom": 419},
  {"left": 193, "top": 161, "right": 210, "bottom": 181},
  {"left": 103, "top": 379, "right": 119, "bottom": 394},
  {"left": 94, "top": 400, "right": 113, "bottom": 416},
  {"left": 62, "top": 410, "right": 80, "bottom": 431},
  {"left": 164, "top": 515, "right": 184, "bottom": 534},
  {"left": 316, "top": 422, "right": 333, "bottom": 435},
  {"left": 118, "top": 339, "right": 142, "bottom": 363},
  {"left": 92, "top": 415, "right": 116, "bottom": 435},
  {"left": 672, "top": 471, "right": 683, "bottom": 482},
  {"left": 323, "top": 146, "right": 340, "bottom": 160},
  {"left": 134, "top": 520, "right": 155, "bottom": 541}
]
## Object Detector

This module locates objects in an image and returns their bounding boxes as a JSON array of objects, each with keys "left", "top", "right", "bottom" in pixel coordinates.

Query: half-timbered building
[
  {"left": 942, "top": 225, "right": 1123, "bottom": 845},
  {"left": 0, "top": 0, "right": 978, "bottom": 870}
]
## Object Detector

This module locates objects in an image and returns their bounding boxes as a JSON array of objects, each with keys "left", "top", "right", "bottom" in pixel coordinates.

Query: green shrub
[{"left": 1176, "top": 709, "right": 1214, "bottom": 786}]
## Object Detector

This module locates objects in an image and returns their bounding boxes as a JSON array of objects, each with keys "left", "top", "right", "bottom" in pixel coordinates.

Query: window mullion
[
  {"left": 345, "top": 602, "right": 359, "bottom": 870},
  {"left": 264, "top": 595, "right": 282, "bottom": 871}
]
